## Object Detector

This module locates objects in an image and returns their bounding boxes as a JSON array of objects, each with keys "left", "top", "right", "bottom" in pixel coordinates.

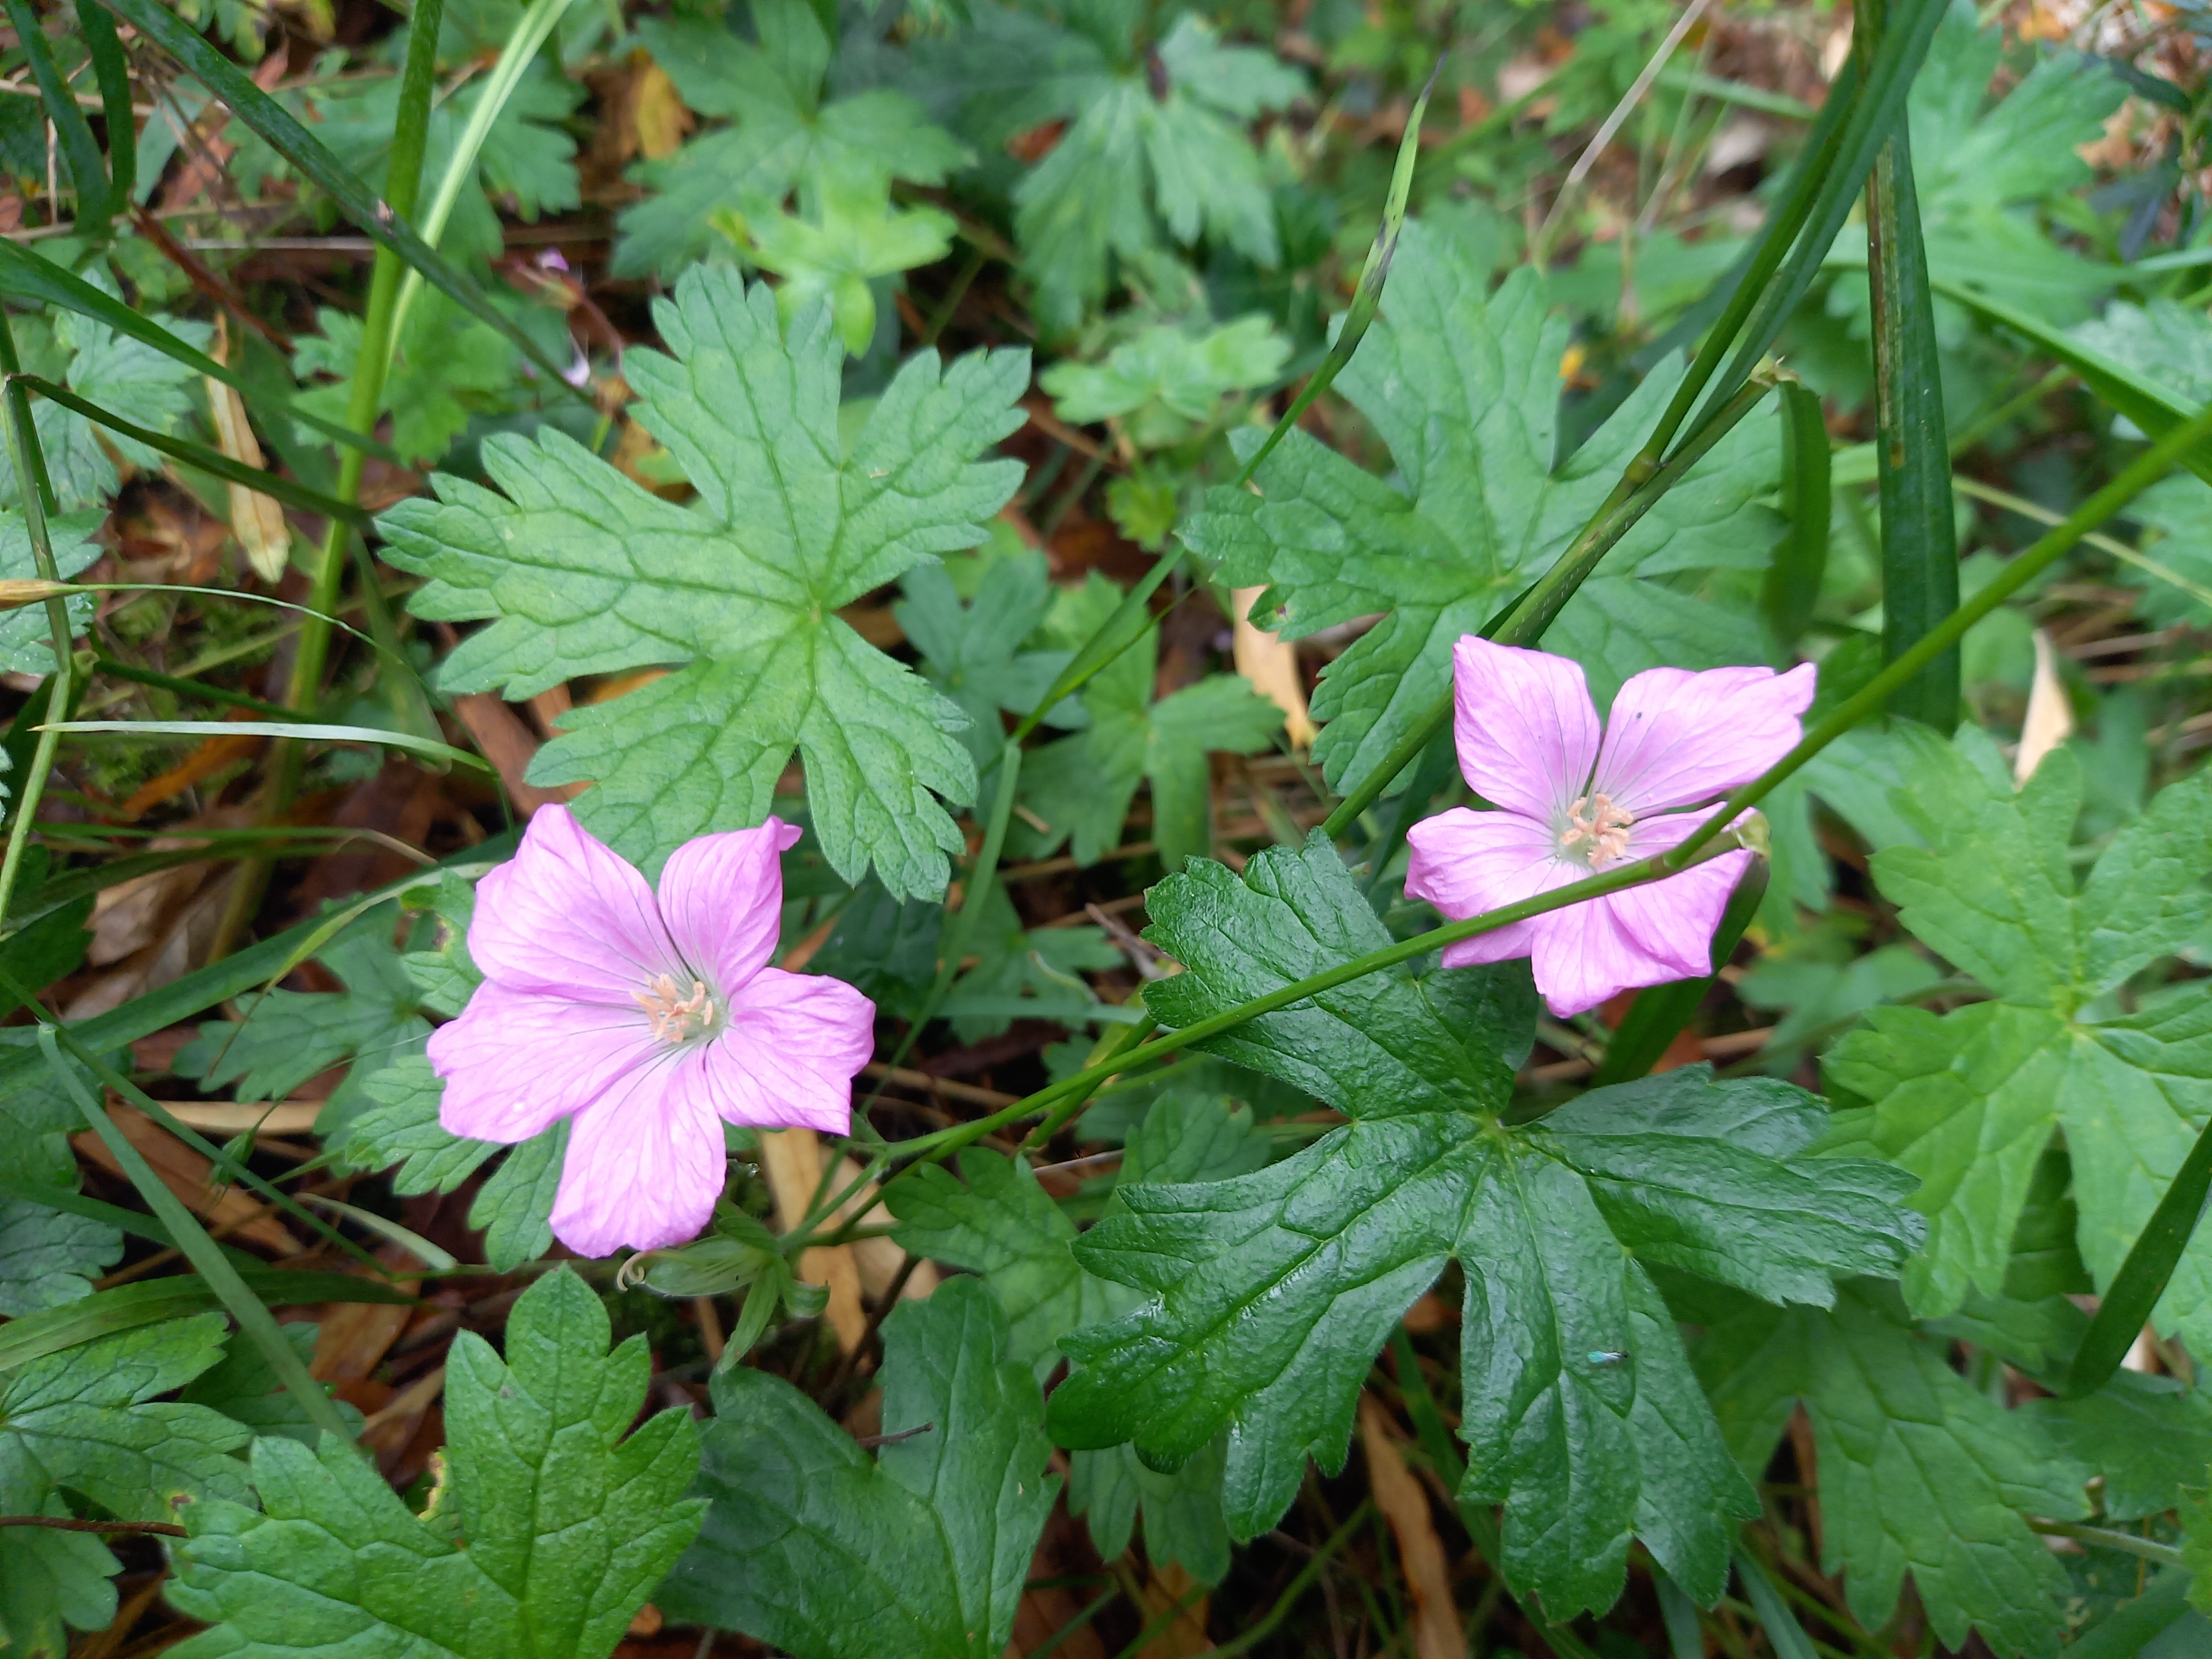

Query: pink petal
[
  {"left": 1449, "top": 637, "right": 1601, "bottom": 821},
  {"left": 1405, "top": 807, "right": 1574, "bottom": 968},
  {"left": 656, "top": 817, "right": 802, "bottom": 992},
  {"left": 548, "top": 1047, "right": 728, "bottom": 1256},
  {"left": 1524, "top": 811, "right": 1754, "bottom": 1015},
  {"left": 695, "top": 968, "right": 875, "bottom": 1134},
  {"left": 467, "top": 806, "right": 680, "bottom": 1005},
  {"left": 1591, "top": 662, "right": 1815, "bottom": 815},
  {"left": 430, "top": 980, "right": 660, "bottom": 1145}
]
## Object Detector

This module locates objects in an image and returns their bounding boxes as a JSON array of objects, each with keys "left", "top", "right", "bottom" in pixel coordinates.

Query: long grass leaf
[
  {"left": 1918, "top": 272, "right": 2212, "bottom": 485},
  {"left": 12, "top": 374, "right": 370, "bottom": 524},
  {"left": 87, "top": 0, "right": 584, "bottom": 399},
  {"left": 75, "top": 0, "right": 133, "bottom": 208},
  {"left": 1763, "top": 379, "right": 1831, "bottom": 646},
  {"left": 35, "top": 1023, "right": 356, "bottom": 1441},
  {"left": 2067, "top": 1110, "right": 2212, "bottom": 1395},
  {"left": 4, "top": 0, "right": 111, "bottom": 223},
  {"left": 0, "top": 1270, "right": 416, "bottom": 1374},
  {"left": 1733, "top": 1549, "right": 1819, "bottom": 1659},
  {"left": 1864, "top": 74, "right": 1957, "bottom": 726},
  {"left": 1686, "top": 0, "right": 1947, "bottom": 450},
  {"left": 388, "top": 0, "right": 580, "bottom": 345},
  {"left": 46, "top": 718, "right": 493, "bottom": 773},
  {"left": 0, "top": 238, "right": 401, "bottom": 461}
]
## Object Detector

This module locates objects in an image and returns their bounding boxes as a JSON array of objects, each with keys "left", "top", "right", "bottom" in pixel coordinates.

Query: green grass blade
[
  {"left": 2063, "top": 1572, "right": 2195, "bottom": 1659},
  {"left": 1685, "top": 0, "right": 1947, "bottom": 452},
  {"left": 4, "top": 0, "right": 111, "bottom": 224},
  {"left": 12, "top": 374, "right": 371, "bottom": 524},
  {"left": 1918, "top": 271, "right": 2212, "bottom": 485},
  {"left": 88, "top": 0, "right": 584, "bottom": 400},
  {"left": 1865, "top": 116, "right": 1958, "bottom": 727},
  {"left": 1733, "top": 1548, "right": 1819, "bottom": 1659},
  {"left": 0, "top": 238, "right": 402, "bottom": 462},
  {"left": 76, "top": 0, "right": 133, "bottom": 209},
  {"left": 35, "top": 1023, "right": 357, "bottom": 1442},
  {"left": 1652, "top": 1566, "right": 1705, "bottom": 1658},
  {"left": 0, "top": 1270, "right": 416, "bottom": 1374},
  {"left": 2067, "top": 1110, "right": 2212, "bottom": 1396},
  {"left": 0, "top": 838, "right": 509, "bottom": 1097},
  {"left": 46, "top": 718, "right": 493, "bottom": 773},
  {"left": 388, "top": 0, "right": 580, "bottom": 346},
  {"left": 1762, "top": 380, "right": 1831, "bottom": 647}
]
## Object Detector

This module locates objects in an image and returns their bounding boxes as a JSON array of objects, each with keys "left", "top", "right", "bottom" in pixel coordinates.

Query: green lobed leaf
[
  {"left": 655, "top": 1276, "right": 1058, "bottom": 1659},
  {"left": 1821, "top": 729, "right": 2212, "bottom": 1347},
  {"left": 1699, "top": 1281, "right": 2089, "bottom": 1657},
  {"left": 179, "top": 1322, "right": 363, "bottom": 1450},
  {"left": 336, "top": 1054, "right": 561, "bottom": 1274},
  {"left": 1181, "top": 222, "right": 1781, "bottom": 796},
  {"left": 921, "top": 9, "right": 1303, "bottom": 331},
  {"left": 2023, "top": 1370, "right": 2212, "bottom": 1522},
  {"left": 1047, "top": 834, "right": 1919, "bottom": 1616},
  {"left": 0, "top": 1312, "right": 251, "bottom": 1528},
  {"left": 890, "top": 1091, "right": 1264, "bottom": 1581},
  {"left": 1008, "top": 574, "right": 1284, "bottom": 872},
  {"left": 1040, "top": 315, "right": 1291, "bottom": 450},
  {"left": 0, "top": 1191, "right": 121, "bottom": 1316},
  {"left": 617, "top": 0, "right": 967, "bottom": 281},
  {"left": 378, "top": 267, "right": 1027, "bottom": 897},
  {"left": 174, "top": 906, "right": 432, "bottom": 1139},
  {"left": 165, "top": 1268, "right": 704, "bottom": 1659},
  {"left": 895, "top": 551, "right": 1078, "bottom": 774}
]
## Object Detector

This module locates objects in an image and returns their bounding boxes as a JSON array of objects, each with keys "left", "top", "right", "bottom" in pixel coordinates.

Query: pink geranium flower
[
  {"left": 428, "top": 806, "right": 874, "bottom": 1258},
  {"left": 1405, "top": 637, "right": 1814, "bottom": 1017}
]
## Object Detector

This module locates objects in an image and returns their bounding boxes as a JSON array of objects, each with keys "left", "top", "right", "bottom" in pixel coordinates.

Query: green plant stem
[
  {"left": 869, "top": 389, "right": 2212, "bottom": 1182},
  {"left": 216, "top": 0, "right": 445, "bottom": 959},
  {"left": 1318, "top": 366, "right": 1781, "bottom": 842},
  {"left": 281, "top": 0, "right": 445, "bottom": 771},
  {"left": 867, "top": 739, "right": 1025, "bottom": 1093},
  {"left": 33, "top": 1024, "right": 356, "bottom": 1444},
  {"left": 1668, "top": 389, "right": 2212, "bottom": 868},
  {"left": 877, "top": 834, "right": 1753, "bottom": 1174},
  {"left": 1208, "top": 1500, "right": 1373, "bottom": 1658},
  {"left": 0, "top": 309, "right": 71, "bottom": 935},
  {"left": 387, "top": 0, "right": 578, "bottom": 347},
  {"left": 2027, "top": 1520, "right": 2186, "bottom": 1568}
]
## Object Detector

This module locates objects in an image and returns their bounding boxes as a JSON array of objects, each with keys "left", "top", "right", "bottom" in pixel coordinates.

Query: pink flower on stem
[
  {"left": 428, "top": 806, "right": 875, "bottom": 1258},
  {"left": 1405, "top": 637, "right": 1815, "bottom": 1018}
]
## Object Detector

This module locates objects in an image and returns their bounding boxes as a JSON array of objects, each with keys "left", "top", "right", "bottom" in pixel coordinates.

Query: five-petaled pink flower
[
  {"left": 1405, "top": 637, "right": 1814, "bottom": 1017},
  {"left": 429, "top": 806, "right": 874, "bottom": 1258}
]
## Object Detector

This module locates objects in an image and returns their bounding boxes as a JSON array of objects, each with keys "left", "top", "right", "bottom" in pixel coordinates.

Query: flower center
[
  {"left": 635, "top": 972, "right": 716, "bottom": 1043},
  {"left": 1559, "top": 791, "right": 1635, "bottom": 868}
]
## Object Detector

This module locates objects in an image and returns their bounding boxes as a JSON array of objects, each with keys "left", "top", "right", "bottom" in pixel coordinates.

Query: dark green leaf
[
  {"left": 167, "top": 1269, "right": 703, "bottom": 1659},
  {"left": 1047, "top": 835, "right": 1917, "bottom": 1615},
  {"left": 1699, "top": 1281, "right": 2089, "bottom": 1657},
  {"left": 0, "top": 1191, "right": 120, "bottom": 1316},
  {"left": 656, "top": 1276, "right": 1057, "bottom": 1659}
]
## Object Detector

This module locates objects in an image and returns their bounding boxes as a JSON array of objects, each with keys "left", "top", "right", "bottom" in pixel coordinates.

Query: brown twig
[{"left": 0, "top": 1516, "right": 186, "bottom": 1536}]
